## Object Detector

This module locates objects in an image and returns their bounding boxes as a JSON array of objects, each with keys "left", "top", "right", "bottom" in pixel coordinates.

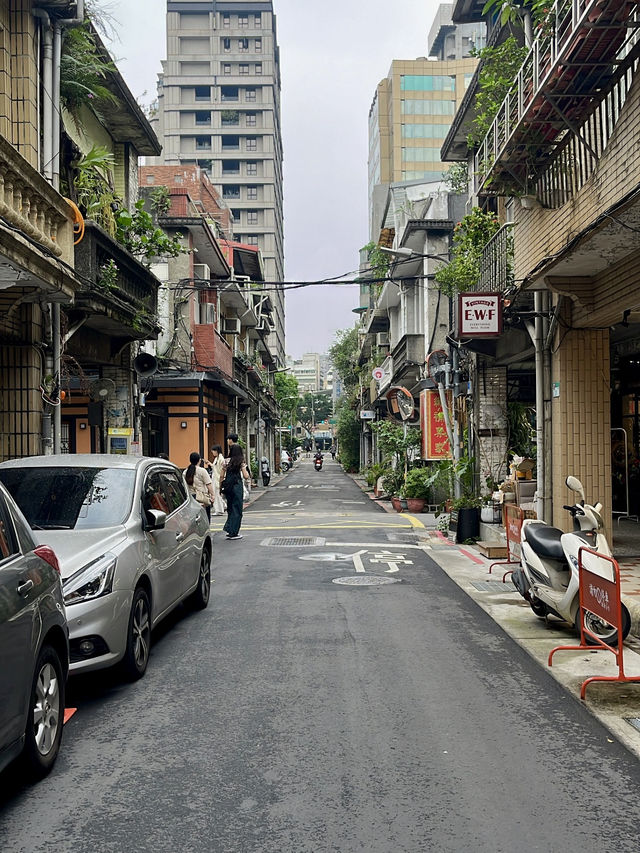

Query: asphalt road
[{"left": 2, "top": 457, "right": 640, "bottom": 852}]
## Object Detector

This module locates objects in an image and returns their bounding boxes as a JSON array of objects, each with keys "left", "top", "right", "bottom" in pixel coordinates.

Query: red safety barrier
[
  {"left": 548, "top": 547, "right": 640, "bottom": 700},
  {"left": 488, "top": 504, "right": 523, "bottom": 583}
]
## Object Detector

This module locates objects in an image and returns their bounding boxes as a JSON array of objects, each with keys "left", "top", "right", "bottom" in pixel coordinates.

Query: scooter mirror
[{"left": 565, "top": 475, "right": 585, "bottom": 501}]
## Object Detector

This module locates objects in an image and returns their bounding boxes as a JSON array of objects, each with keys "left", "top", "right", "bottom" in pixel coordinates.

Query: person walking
[
  {"left": 221, "top": 443, "right": 250, "bottom": 540},
  {"left": 184, "top": 451, "right": 215, "bottom": 521},
  {"left": 210, "top": 444, "right": 226, "bottom": 516},
  {"left": 260, "top": 455, "right": 271, "bottom": 486}
]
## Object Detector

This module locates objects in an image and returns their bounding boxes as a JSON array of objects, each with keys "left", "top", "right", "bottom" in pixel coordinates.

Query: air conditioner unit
[
  {"left": 376, "top": 332, "right": 390, "bottom": 347},
  {"left": 194, "top": 263, "right": 211, "bottom": 282},
  {"left": 234, "top": 275, "right": 250, "bottom": 284},
  {"left": 223, "top": 317, "right": 241, "bottom": 335},
  {"left": 199, "top": 303, "right": 216, "bottom": 325}
]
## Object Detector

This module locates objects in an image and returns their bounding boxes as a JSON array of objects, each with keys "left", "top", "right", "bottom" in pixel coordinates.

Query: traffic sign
[{"left": 372, "top": 366, "right": 385, "bottom": 382}]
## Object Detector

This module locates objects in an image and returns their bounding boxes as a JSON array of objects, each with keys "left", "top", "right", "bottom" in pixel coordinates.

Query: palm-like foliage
[{"left": 60, "top": 24, "right": 118, "bottom": 129}]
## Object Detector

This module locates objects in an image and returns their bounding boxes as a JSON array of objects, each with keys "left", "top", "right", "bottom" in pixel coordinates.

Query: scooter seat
[{"left": 524, "top": 524, "right": 565, "bottom": 560}]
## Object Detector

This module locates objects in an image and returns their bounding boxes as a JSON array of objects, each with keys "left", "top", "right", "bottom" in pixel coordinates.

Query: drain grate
[
  {"left": 262, "top": 536, "right": 325, "bottom": 547},
  {"left": 332, "top": 575, "right": 401, "bottom": 586},
  {"left": 470, "top": 581, "right": 516, "bottom": 593}
]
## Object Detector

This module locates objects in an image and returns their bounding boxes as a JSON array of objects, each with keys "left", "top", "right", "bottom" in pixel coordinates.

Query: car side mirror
[
  {"left": 144, "top": 509, "right": 167, "bottom": 531},
  {"left": 565, "top": 476, "right": 585, "bottom": 502}
]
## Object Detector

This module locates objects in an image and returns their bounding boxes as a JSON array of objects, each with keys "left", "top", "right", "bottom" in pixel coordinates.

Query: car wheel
[
  {"left": 189, "top": 548, "right": 211, "bottom": 610},
  {"left": 121, "top": 587, "right": 151, "bottom": 681},
  {"left": 22, "top": 645, "right": 65, "bottom": 779}
]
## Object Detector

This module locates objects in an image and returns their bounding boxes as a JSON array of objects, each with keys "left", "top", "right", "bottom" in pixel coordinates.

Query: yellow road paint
[{"left": 403, "top": 514, "right": 425, "bottom": 529}]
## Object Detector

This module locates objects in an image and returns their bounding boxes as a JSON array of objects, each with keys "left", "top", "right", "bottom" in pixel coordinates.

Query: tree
[
  {"left": 336, "top": 402, "right": 360, "bottom": 472},
  {"left": 274, "top": 372, "right": 299, "bottom": 443},
  {"left": 329, "top": 326, "right": 360, "bottom": 396},
  {"left": 297, "top": 391, "right": 332, "bottom": 431}
]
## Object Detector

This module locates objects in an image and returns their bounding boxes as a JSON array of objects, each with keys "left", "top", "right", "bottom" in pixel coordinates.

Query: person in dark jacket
[{"left": 221, "top": 444, "right": 250, "bottom": 540}]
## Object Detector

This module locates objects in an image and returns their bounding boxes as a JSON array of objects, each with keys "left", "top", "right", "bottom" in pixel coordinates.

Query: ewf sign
[{"left": 458, "top": 293, "right": 502, "bottom": 338}]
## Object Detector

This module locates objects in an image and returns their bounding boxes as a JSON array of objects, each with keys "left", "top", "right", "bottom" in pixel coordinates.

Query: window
[
  {"left": 221, "top": 109, "right": 239, "bottom": 125},
  {"left": 255, "top": 38, "right": 262, "bottom": 52},
  {"left": 239, "top": 14, "right": 248, "bottom": 27},
  {"left": 245, "top": 136, "right": 257, "bottom": 151},
  {"left": 196, "top": 159, "right": 212, "bottom": 173},
  {"left": 0, "top": 500, "right": 17, "bottom": 560},
  {"left": 0, "top": 467, "right": 136, "bottom": 530},
  {"left": 222, "top": 63, "right": 231, "bottom": 75},
  {"left": 221, "top": 86, "right": 239, "bottom": 102},
  {"left": 401, "top": 124, "right": 448, "bottom": 139},
  {"left": 239, "top": 63, "right": 249, "bottom": 75},
  {"left": 400, "top": 75, "right": 455, "bottom": 92},
  {"left": 247, "top": 185, "right": 258, "bottom": 199},
  {"left": 245, "top": 112, "right": 257, "bottom": 126},
  {"left": 195, "top": 110, "right": 211, "bottom": 126},
  {"left": 253, "top": 13, "right": 262, "bottom": 26},
  {"left": 238, "top": 38, "right": 249, "bottom": 51},
  {"left": 245, "top": 88, "right": 256, "bottom": 101},
  {"left": 222, "top": 185, "right": 240, "bottom": 198},
  {"left": 401, "top": 99, "right": 455, "bottom": 116},
  {"left": 255, "top": 63, "right": 262, "bottom": 75},
  {"left": 222, "top": 160, "right": 240, "bottom": 174},
  {"left": 402, "top": 146, "right": 442, "bottom": 161},
  {"left": 222, "top": 135, "right": 240, "bottom": 150},
  {"left": 246, "top": 162, "right": 257, "bottom": 175},
  {"left": 231, "top": 208, "right": 242, "bottom": 222},
  {"left": 223, "top": 37, "right": 231, "bottom": 52},
  {"left": 160, "top": 471, "right": 188, "bottom": 513},
  {"left": 196, "top": 135, "right": 212, "bottom": 150},
  {"left": 143, "top": 472, "right": 170, "bottom": 516},
  {"left": 247, "top": 211, "right": 258, "bottom": 225},
  {"left": 195, "top": 85, "right": 211, "bottom": 101},
  {"left": 222, "top": 13, "right": 230, "bottom": 27}
]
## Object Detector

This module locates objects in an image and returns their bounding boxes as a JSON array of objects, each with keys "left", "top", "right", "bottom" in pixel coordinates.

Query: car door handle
[
  {"left": 17, "top": 579, "right": 34, "bottom": 596},
  {"left": 175, "top": 532, "right": 184, "bottom": 542}
]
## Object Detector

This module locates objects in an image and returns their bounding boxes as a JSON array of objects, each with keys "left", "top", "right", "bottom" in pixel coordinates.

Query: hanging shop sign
[
  {"left": 360, "top": 410, "right": 375, "bottom": 420},
  {"left": 458, "top": 292, "right": 502, "bottom": 338},
  {"left": 386, "top": 386, "right": 415, "bottom": 422},
  {"left": 420, "top": 389, "right": 451, "bottom": 460}
]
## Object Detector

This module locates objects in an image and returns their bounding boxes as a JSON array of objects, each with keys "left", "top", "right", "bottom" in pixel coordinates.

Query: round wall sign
[{"left": 372, "top": 367, "right": 385, "bottom": 381}]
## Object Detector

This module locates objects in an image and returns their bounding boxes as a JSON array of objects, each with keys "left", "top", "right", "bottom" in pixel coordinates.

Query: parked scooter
[
  {"left": 314, "top": 453, "right": 323, "bottom": 471},
  {"left": 511, "top": 475, "right": 631, "bottom": 645}
]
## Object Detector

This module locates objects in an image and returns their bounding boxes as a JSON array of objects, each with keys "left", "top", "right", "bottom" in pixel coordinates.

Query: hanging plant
[
  {"left": 60, "top": 23, "right": 119, "bottom": 130},
  {"left": 434, "top": 207, "right": 502, "bottom": 297}
]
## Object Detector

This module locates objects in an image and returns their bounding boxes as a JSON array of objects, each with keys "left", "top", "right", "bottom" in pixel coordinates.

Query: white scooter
[{"left": 511, "top": 475, "right": 631, "bottom": 645}]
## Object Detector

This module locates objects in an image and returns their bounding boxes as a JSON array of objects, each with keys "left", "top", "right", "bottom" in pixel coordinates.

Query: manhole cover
[
  {"left": 262, "top": 536, "right": 326, "bottom": 547},
  {"left": 470, "top": 581, "right": 515, "bottom": 593},
  {"left": 332, "top": 575, "right": 401, "bottom": 586}
]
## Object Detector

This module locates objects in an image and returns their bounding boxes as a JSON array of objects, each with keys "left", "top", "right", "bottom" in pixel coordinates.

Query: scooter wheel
[{"left": 575, "top": 604, "right": 632, "bottom": 647}]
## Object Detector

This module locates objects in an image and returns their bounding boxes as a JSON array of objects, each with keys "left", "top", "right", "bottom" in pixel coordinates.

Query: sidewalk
[{"left": 349, "top": 473, "right": 640, "bottom": 639}]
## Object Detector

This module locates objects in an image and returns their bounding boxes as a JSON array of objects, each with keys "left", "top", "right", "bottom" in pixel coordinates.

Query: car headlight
[{"left": 63, "top": 553, "right": 117, "bottom": 605}]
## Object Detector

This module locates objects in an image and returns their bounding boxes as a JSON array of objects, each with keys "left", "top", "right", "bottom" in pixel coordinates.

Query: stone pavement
[{"left": 348, "top": 473, "right": 640, "bottom": 640}]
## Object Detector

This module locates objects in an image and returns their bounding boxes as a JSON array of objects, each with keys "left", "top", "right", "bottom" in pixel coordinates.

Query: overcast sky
[{"left": 106, "top": 0, "right": 441, "bottom": 358}]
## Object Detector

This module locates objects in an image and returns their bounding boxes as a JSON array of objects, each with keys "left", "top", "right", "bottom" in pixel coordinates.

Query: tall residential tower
[{"left": 151, "top": 0, "right": 285, "bottom": 362}]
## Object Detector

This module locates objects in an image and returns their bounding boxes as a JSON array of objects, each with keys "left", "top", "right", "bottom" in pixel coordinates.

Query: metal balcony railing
[
  {"left": 477, "top": 224, "right": 515, "bottom": 293},
  {"left": 474, "top": 0, "right": 640, "bottom": 195}
]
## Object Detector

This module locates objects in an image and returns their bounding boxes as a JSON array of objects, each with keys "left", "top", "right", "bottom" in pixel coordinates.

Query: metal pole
[{"left": 534, "top": 291, "right": 544, "bottom": 520}]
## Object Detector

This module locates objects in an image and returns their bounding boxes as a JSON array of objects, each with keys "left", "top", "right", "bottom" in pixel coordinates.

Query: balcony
[
  {"left": 477, "top": 224, "right": 515, "bottom": 293},
  {"left": 474, "top": 0, "right": 640, "bottom": 195},
  {"left": 72, "top": 221, "right": 161, "bottom": 342},
  {"left": 0, "top": 134, "right": 78, "bottom": 301},
  {"left": 391, "top": 334, "right": 425, "bottom": 380},
  {"left": 193, "top": 325, "right": 233, "bottom": 377}
]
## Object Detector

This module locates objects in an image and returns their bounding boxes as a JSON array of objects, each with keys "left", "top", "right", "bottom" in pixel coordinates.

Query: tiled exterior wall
[
  {"left": 551, "top": 320, "right": 611, "bottom": 532},
  {"left": 8, "top": 1, "right": 38, "bottom": 168},
  {"left": 475, "top": 364, "right": 509, "bottom": 488}
]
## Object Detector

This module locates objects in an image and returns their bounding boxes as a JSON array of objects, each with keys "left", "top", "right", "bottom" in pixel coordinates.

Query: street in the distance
[{"left": 2, "top": 457, "right": 640, "bottom": 853}]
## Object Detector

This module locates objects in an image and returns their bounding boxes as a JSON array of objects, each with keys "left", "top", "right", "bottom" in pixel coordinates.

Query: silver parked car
[
  {"left": 0, "top": 455, "right": 212, "bottom": 680},
  {"left": 0, "top": 481, "right": 68, "bottom": 779}
]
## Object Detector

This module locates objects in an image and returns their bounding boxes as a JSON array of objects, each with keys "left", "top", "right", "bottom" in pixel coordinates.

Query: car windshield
[{"left": 0, "top": 467, "right": 135, "bottom": 530}]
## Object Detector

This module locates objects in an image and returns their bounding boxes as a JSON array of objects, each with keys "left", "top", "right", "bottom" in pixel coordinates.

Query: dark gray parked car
[
  {"left": 0, "top": 481, "right": 68, "bottom": 779},
  {"left": 0, "top": 455, "right": 212, "bottom": 680}
]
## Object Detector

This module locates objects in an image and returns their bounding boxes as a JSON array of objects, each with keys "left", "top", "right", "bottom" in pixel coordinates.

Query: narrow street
[{"left": 2, "top": 458, "right": 640, "bottom": 853}]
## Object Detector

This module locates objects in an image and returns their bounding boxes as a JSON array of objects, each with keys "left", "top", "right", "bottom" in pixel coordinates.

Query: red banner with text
[{"left": 420, "top": 389, "right": 451, "bottom": 460}]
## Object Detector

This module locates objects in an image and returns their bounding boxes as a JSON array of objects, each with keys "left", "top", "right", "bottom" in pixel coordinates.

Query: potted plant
[
  {"left": 449, "top": 495, "right": 482, "bottom": 542},
  {"left": 403, "top": 467, "right": 433, "bottom": 513}
]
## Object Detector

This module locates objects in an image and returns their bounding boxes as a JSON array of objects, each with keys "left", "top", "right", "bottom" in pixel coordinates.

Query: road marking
[
  {"left": 212, "top": 522, "right": 419, "bottom": 531},
  {"left": 352, "top": 549, "right": 367, "bottom": 573},
  {"left": 324, "top": 541, "right": 428, "bottom": 549}
]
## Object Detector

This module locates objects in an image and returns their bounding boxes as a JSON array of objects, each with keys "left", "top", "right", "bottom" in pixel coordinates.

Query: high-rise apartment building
[
  {"left": 151, "top": 0, "right": 285, "bottom": 362},
  {"left": 368, "top": 55, "right": 477, "bottom": 239}
]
